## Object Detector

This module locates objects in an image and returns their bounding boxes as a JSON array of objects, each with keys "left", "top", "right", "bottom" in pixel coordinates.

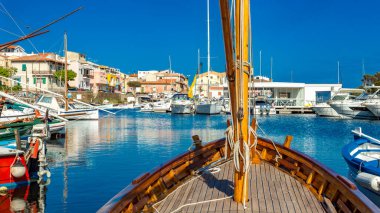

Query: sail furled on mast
[{"left": 188, "top": 74, "right": 198, "bottom": 98}]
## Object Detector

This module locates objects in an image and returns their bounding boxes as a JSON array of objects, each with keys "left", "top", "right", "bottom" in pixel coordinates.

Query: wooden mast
[
  {"left": 220, "top": 0, "right": 251, "bottom": 203},
  {"left": 64, "top": 32, "right": 69, "bottom": 111}
]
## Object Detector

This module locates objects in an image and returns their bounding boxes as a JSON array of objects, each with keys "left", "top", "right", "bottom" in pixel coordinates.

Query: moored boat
[
  {"left": 329, "top": 91, "right": 377, "bottom": 120},
  {"left": 0, "top": 147, "right": 30, "bottom": 187},
  {"left": 312, "top": 88, "right": 364, "bottom": 117},
  {"left": 342, "top": 127, "right": 380, "bottom": 195}
]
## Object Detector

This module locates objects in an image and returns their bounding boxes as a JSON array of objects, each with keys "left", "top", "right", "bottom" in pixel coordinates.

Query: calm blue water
[{"left": 15, "top": 111, "right": 380, "bottom": 212}]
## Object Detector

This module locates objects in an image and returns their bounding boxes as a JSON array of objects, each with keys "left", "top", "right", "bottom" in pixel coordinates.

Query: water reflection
[
  {"left": 0, "top": 183, "right": 47, "bottom": 213},
  {"left": 12, "top": 111, "right": 380, "bottom": 212}
]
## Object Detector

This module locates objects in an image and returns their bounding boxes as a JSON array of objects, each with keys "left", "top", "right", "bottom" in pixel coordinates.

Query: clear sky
[{"left": 2, "top": 0, "right": 380, "bottom": 87}]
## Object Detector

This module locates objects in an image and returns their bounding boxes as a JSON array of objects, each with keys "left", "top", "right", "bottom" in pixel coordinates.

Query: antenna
[
  {"left": 337, "top": 61, "right": 340, "bottom": 84},
  {"left": 362, "top": 59, "right": 365, "bottom": 77},
  {"left": 259, "top": 50, "right": 262, "bottom": 77},
  {"left": 270, "top": 56, "right": 273, "bottom": 81},
  {"left": 169, "top": 55, "right": 172, "bottom": 73},
  {"left": 207, "top": 0, "right": 210, "bottom": 99}
]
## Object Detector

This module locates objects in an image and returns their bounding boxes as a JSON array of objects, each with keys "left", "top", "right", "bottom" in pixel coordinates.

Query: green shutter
[
  {"left": 42, "top": 78, "right": 46, "bottom": 84},
  {"left": 22, "top": 64, "right": 26, "bottom": 71},
  {"left": 33, "top": 78, "right": 36, "bottom": 84}
]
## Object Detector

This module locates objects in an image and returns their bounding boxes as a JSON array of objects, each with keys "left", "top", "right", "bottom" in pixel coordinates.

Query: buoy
[
  {"left": 10, "top": 158, "right": 26, "bottom": 178},
  {"left": 355, "top": 172, "right": 380, "bottom": 192},
  {"left": 10, "top": 198, "right": 26, "bottom": 212},
  {"left": 0, "top": 186, "right": 8, "bottom": 195}
]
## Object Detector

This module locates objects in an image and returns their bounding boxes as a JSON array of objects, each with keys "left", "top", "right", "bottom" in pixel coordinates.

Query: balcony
[{"left": 32, "top": 70, "right": 53, "bottom": 75}]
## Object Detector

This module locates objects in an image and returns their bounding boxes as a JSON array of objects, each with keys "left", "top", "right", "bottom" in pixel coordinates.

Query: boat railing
[{"left": 352, "top": 127, "right": 380, "bottom": 144}]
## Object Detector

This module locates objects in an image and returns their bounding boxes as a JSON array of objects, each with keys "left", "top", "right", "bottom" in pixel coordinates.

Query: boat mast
[
  {"left": 64, "top": 32, "right": 68, "bottom": 111},
  {"left": 220, "top": 0, "right": 251, "bottom": 203},
  {"left": 207, "top": 0, "right": 211, "bottom": 99}
]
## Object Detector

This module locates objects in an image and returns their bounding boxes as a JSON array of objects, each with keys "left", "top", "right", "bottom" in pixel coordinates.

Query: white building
[
  {"left": 11, "top": 53, "right": 65, "bottom": 91},
  {"left": 223, "top": 81, "right": 342, "bottom": 107}
]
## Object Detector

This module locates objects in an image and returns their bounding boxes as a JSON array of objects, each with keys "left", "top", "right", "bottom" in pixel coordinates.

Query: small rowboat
[
  {"left": 342, "top": 127, "right": 380, "bottom": 194},
  {"left": 0, "top": 147, "right": 30, "bottom": 188}
]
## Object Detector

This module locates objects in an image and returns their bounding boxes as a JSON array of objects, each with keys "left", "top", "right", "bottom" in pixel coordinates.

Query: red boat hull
[{"left": 0, "top": 153, "right": 30, "bottom": 187}]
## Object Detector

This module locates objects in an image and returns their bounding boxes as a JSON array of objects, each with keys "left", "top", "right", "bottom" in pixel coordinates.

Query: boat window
[
  {"left": 356, "top": 92, "right": 369, "bottom": 100},
  {"left": 40, "top": 97, "right": 52, "bottom": 103},
  {"left": 332, "top": 95, "right": 347, "bottom": 101}
]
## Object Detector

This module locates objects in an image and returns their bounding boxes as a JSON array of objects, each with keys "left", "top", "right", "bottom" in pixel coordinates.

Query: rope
[
  {"left": 257, "top": 123, "right": 282, "bottom": 161},
  {"left": 152, "top": 161, "right": 229, "bottom": 213}
]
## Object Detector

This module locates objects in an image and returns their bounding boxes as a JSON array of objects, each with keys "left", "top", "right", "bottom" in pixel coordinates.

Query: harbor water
[{"left": 28, "top": 111, "right": 380, "bottom": 212}]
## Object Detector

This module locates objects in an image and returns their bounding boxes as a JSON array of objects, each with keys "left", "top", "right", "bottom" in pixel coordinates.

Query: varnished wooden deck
[{"left": 153, "top": 161, "right": 325, "bottom": 213}]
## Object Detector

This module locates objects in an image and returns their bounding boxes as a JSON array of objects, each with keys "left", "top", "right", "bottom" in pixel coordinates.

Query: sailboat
[
  {"left": 195, "top": 0, "right": 222, "bottom": 115},
  {"left": 99, "top": 0, "right": 379, "bottom": 212},
  {"left": 35, "top": 33, "right": 99, "bottom": 120}
]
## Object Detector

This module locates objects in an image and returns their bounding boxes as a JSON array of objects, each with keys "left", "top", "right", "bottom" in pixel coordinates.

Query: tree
[
  {"left": 54, "top": 70, "right": 77, "bottom": 81},
  {"left": 127, "top": 81, "right": 141, "bottom": 88},
  {"left": 0, "top": 67, "right": 17, "bottom": 77},
  {"left": 127, "top": 81, "right": 141, "bottom": 97}
]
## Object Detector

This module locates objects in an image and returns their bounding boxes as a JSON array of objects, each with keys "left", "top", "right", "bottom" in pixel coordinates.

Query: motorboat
[
  {"left": 363, "top": 89, "right": 380, "bottom": 118},
  {"left": 171, "top": 94, "right": 194, "bottom": 114},
  {"left": 140, "top": 103, "right": 154, "bottom": 112},
  {"left": 313, "top": 89, "right": 364, "bottom": 117},
  {"left": 153, "top": 100, "right": 171, "bottom": 113},
  {"left": 329, "top": 91, "right": 377, "bottom": 120},
  {"left": 195, "top": 100, "right": 222, "bottom": 115},
  {"left": 35, "top": 95, "right": 99, "bottom": 120},
  {"left": 342, "top": 127, "right": 380, "bottom": 195}
]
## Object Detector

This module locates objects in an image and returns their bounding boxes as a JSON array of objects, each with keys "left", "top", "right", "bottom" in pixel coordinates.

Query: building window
[
  {"left": 279, "top": 92, "right": 291, "bottom": 99},
  {"left": 22, "top": 64, "right": 26, "bottom": 71}
]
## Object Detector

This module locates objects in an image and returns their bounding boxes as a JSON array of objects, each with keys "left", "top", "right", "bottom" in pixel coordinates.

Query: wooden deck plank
[
  {"left": 269, "top": 163, "right": 287, "bottom": 213},
  {"left": 182, "top": 174, "right": 202, "bottom": 212},
  {"left": 153, "top": 160, "right": 325, "bottom": 213},
  {"left": 215, "top": 161, "right": 230, "bottom": 211},
  {"left": 283, "top": 169, "right": 302, "bottom": 212},
  {"left": 276, "top": 167, "right": 295, "bottom": 213},
  {"left": 202, "top": 163, "right": 225, "bottom": 211},
  {"left": 187, "top": 174, "right": 209, "bottom": 212},
  {"left": 208, "top": 162, "right": 227, "bottom": 212},
  {"left": 265, "top": 162, "right": 282, "bottom": 213},
  {"left": 250, "top": 164, "right": 260, "bottom": 212}
]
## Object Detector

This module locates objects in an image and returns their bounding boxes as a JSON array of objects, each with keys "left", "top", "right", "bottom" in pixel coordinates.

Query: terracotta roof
[
  {"left": 129, "top": 73, "right": 138, "bottom": 77},
  {"left": 11, "top": 53, "right": 64, "bottom": 64}
]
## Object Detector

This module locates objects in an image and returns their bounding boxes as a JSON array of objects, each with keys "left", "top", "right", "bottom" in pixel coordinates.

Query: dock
[
  {"left": 275, "top": 106, "right": 314, "bottom": 114},
  {"left": 153, "top": 161, "right": 324, "bottom": 213}
]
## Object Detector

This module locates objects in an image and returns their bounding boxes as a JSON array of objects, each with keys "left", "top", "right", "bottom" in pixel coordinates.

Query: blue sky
[{"left": 2, "top": 0, "right": 380, "bottom": 87}]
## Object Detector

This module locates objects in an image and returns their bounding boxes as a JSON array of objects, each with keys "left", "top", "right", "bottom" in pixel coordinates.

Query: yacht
[
  {"left": 195, "top": 100, "right": 222, "bottom": 115},
  {"left": 329, "top": 90, "right": 377, "bottom": 120},
  {"left": 363, "top": 89, "right": 380, "bottom": 118},
  {"left": 35, "top": 95, "right": 99, "bottom": 120},
  {"left": 312, "top": 89, "right": 364, "bottom": 117},
  {"left": 152, "top": 100, "right": 171, "bottom": 113},
  {"left": 171, "top": 94, "right": 193, "bottom": 114}
]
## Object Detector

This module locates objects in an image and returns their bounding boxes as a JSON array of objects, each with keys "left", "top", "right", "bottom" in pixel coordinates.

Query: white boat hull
[
  {"left": 171, "top": 104, "right": 192, "bottom": 114},
  {"left": 49, "top": 122, "right": 66, "bottom": 133},
  {"left": 0, "top": 111, "right": 35, "bottom": 123},
  {"left": 195, "top": 103, "right": 222, "bottom": 115},
  {"left": 330, "top": 102, "right": 377, "bottom": 120},
  {"left": 312, "top": 104, "right": 340, "bottom": 117},
  {"left": 364, "top": 102, "right": 380, "bottom": 118},
  {"left": 58, "top": 109, "right": 99, "bottom": 120}
]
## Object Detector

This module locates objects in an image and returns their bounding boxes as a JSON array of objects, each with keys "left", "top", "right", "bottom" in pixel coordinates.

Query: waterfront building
[
  {"left": 222, "top": 79, "right": 342, "bottom": 107},
  {"left": 0, "top": 45, "right": 27, "bottom": 57},
  {"left": 11, "top": 53, "right": 65, "bottom": 91},
  {"left": 195, "top": 70, "right": 226, "bottom": 98},
  {"left": 67, "top": 51, "right": 94, "bottom": 91}
]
